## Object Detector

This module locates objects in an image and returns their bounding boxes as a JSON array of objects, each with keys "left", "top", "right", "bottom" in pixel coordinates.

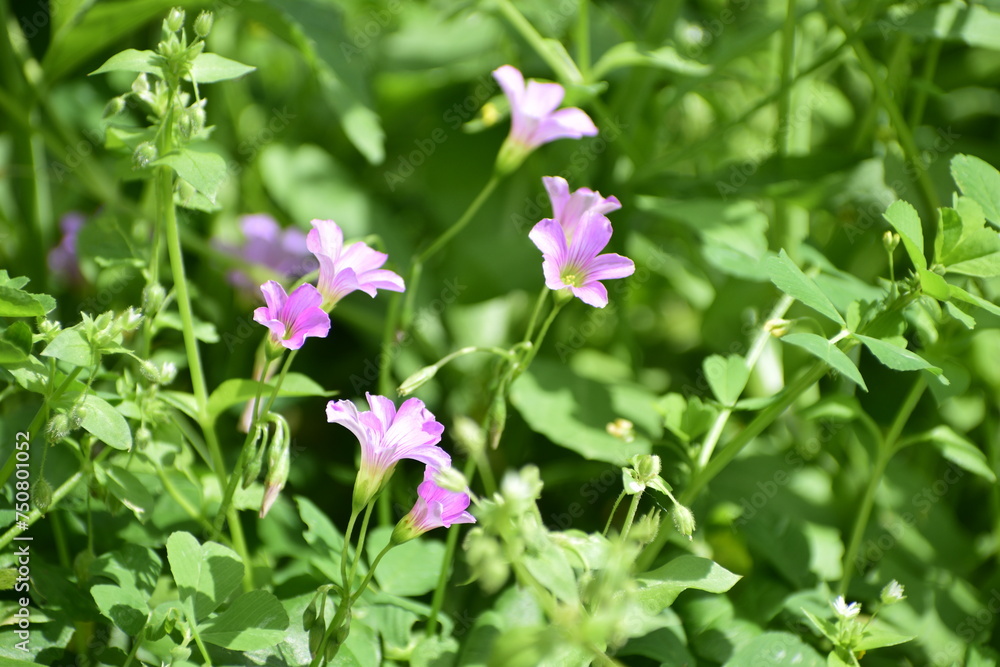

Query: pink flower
[
  {"left": 326, "top": 393, "right": 450, "bottom": 510},
  {"left": 529, "top": 213, "right": 635, "bottom": 308},
  {"left": 307, "top": 219, "right": 405, "bottom": 308},
  {"left": 542, "top": 176, "right": 621, "bottom": 241},
  {"left": 492, "top": 65, "right": 597, "bottom": 171},
  {"left": 391, "top": 466, "right": 476, "bottom": 544},
  {"left": 215, "top": 214, "right": 317, "bottom": 292},
  {"left": 253, "top": 281, "right": 331, "bottom": 351}
]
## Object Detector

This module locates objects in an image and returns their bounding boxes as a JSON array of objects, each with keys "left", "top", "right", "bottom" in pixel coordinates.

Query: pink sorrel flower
[
  {"left": 529, "top": 213, "right": 635, "bottom": 308},
  {"left": 542, "top": 176, "right": 621, "bottom": 241},
  {"left": 48, "top": 212, "right": 86, "bottom": 284},
  {"left": 216, "top": 214, "right": 317, "bottom": 291},
  {"left": 326, "top": 393, "right": 449, "bottom": 510},
  {"left": 492, "top": 65, "right": 597, "bottom": 172},
  {"left": 391, "top": 466, "right": 476, "bottom": 545},
  {"left": 253, "top": 281, "right": 331, "bottom": 351},
  {"left": 307, "top": 219, "right": 405, "bottom": 308}
]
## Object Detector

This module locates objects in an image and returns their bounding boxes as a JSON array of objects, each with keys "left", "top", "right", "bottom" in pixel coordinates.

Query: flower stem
[
  {"left": 418, "top": 175, "right": 501, "bottom": 264},
  {"left": 620, "top": 490, "right": 643, "bottom": 541},
  {"left": 839, "top": 375, "right": 926, "bottom": 596},
  {"left": 347, "top": 502, "right": 376, "bottom": 591},
  {"left": 340, "top": 509, "right": 359, "bottom": 591},
  {"left": 603, "top": 490, "right": 627, "bottom": 537},
  {"left": 493, "top": 0, "right": 583, "bottom": 84},
  {"left": 350, "top": 542, "right": 394, "bottom": 604},
  {"left": 523, "top": 286, "right": 549, "bottom": 343}
]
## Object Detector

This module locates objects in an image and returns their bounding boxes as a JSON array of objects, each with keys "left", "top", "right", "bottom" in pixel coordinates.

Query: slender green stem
[
  {"left": 774, "top": 0, "right": 797, "bottom": 256},
  {"left": 493, "top": 0, "right": 583, "bottom": 84},
  {"left": 575, "top": 0, "right": 591, "bottom": 81},
  {"left": 350, "top": 542, "right": 394, "bottom": 604},
  {"left": 523, "top": 287, "right": 549, "bottom": 344},
  {"left": 603, "top": 491, "right": 627, "bottom": 536},
  {"left": 908, "top": 39, "right": 941, "bottom": 129},
  {"left": 697, "top": 408, "right": 733, "bottom": 469},
  {"left": 523, "top": 298, "right": 565, "bottom": 368},
  {"left": 158, "top": 468, "right": 227, "bottom": 541},
  {"left": 310, "top": 595, "right": 351, "bottom": 667},
  {"left": 839, "top": 375, "right": 926, "bottom": 595},
  {"left": 426, "top": 455, "right": 477, "bottom": 635},
  {"left": 347, "top": 503, "right": 376, "bottom": 591},
  {"left": 822, "top": 0, "right": 940, "bottom": 213},
  {"left": 188, "top": 618, "right": 213, "bottom": 667},
  {"left": 418, "top": 176, "right": 501, "bottom": 264},
  {"left": 620, "top": 491, "right": 643, "bottom": 541},
  {"left": 122, "top": 623, "right": 147, "bottom": 667},
  {"left": 340, "top": 509, "right": 360, "bottom": 591}
]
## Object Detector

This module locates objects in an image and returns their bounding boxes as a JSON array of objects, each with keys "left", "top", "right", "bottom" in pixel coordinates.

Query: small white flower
[
  {"left": 881, "top": 579, "right": 905, "bottom": 605},
  {"left": 832, "top": 595, "right": 861, "bottom": 620}
]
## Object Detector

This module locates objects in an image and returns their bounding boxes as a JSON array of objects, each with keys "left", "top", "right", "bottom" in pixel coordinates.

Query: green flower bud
[
  {"left": 632, "top": 454, "right": 661, "bottom": 480},
  {"left": 397, "top": 364, "right": 438, "bottom": 396},
  {"left": 241, "top": 423, "right": 268, "bottom": 489},
  {"left": 69, "top": 406, "right": 86, "bottom": 430},
  {"left": 103, "top": 96, "right": 126, "bottom": 119},
  {"left": 194, "top": 11, "right": 214, "bottom": 37},
  {"left": 308, "top": 618, "right": 325, "bottom": 656},
  {"left": 671, "top": 504, "right": 696, "bottom": 540},
  {"left": 118, "top": 306, "right": 144, "bottom": 332},
  {"left": 46, "top": 413, "right": 70, "bottom": 444},
  {"left": 133, "top": 142, "right": 158, "bottom": 170},
  {"left": 165, "top": 7, "right": 185, "bottom": 32},
  {"left": 764, "top": 317, "right": 793, "bottom": 338},
  {"left": 33, "top": 478, "right": 52, "bottom": 512},
  {"left": 432, "top": 466, "right": 469, "bottom": 494},
  {"left": 883, "top": 231, "right": 900, "bottom": 253},
  {"left": 260, "top": 416, "right": 291, "bottom": 518},
  {"left": 135, "top": 427, "right": 153, "bottom": 449},
  {"left": 142, "top": 283, "right": 167, "bottom": 315},
  {"left": 487, "top": 392, "right": 507, "bottom": 450},
  {"left": 37, "top": 319, "right": 61, "bottom": 342},
  {"left": 880, "top": 579, "right": 905, "bottom": 605},
  {"left": 303, "top": 598, "right": 319, "bottom": 631}
]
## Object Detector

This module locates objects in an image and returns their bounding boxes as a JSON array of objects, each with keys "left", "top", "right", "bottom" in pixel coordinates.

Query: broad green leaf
[
  {"left": 187, "top": 53, "right": 256, "bottom": 83},
  {"left": 659, "top": 393, "right": 718, "bottom": 444},
  {"left": 636, "top": 555, "right": 740, "bottom": 611},
  {"left": 90, "top": 584, "right": 148, "bottom": 636},
  {"left": 592, "top": 42, "right": 710, "bottom": 79},
  {"left": 198, "top": 590, "right": 289, "bottom": 650},
  {"left": 936, "top": 206, "right": 965, "bottom": 262},
  {"left": 0, "top": 286, "right": 48, "bottom": 317},
  {"left": 724, "top": 632, "right": 825, "bottom": 666},
  {"left": 781, "top": 333, "right": 867, "bottom": 391},
  {"left": 42, "top": 328, "right": 97, "bottom": 368},
  {"left": 766, "top": 250, "right": 845, "bottom": 325},
  {"left": 509, "top": 359, "right": 654, "bottom": 465},
  {"left": 854, "top": 334, "right": 942, "bottom": 375},
  {"left": 801, "top": 608, "right": 838, "bottom": 644},
  {"left": 947, "top": 284, "right": 1000, "bottom": 318},
  {"left": 366, "top": 527, "right": 445, "bottom": 597},
  {"left": 153, "top": 147, "right": 227, "bottom": 202},
  {"left": 922, "top": 426, "right": 996, "bottom": 482},
  {"left": 883, "top": 200, "right": 926, "bottom": 270},
  {"left": 207, "top": 373, "right": 335, "bottom": 422},
  {"left": 167, "top": 532, "right": 244, "bottom": 622},
  {"left": 89, "top": 48, "right": 160, "bottom": 76},
  {"left": 703, "top": 354, "right": 750, "bottom": 405},
  {"left": 918, "top": 269, "right": 951, "bottom": 301},
  {"left": 105, "top": 465, "right": 156, "bottom": 520},
  {"left": 0, "top": 322, "right": 33, "bottom": 363},
  {"left": 952, "top": 153, "right": 1000, "bottom": 227},
  {"left": 52, "top": 392, "right": 133, "bottom": 450},
  {"left": 856, "top": 623, "right": 914, "bottom": 651},
  {"left": 91, "top": 544, "right": 162, "bottom": 596}
]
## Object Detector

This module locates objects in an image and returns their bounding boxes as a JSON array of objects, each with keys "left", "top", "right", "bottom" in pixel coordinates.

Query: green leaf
[
  {"left": 366, "top": 527, "right": 445, "bottom": 597},
  {"left": 781, "top": 333, "right": 867, "bottom": 391},
  {"left": 509, "top": 359, "right": 654, "bottom": 465},
  {"left": 703, "top": 354, "right": 751, "bottom": 405},
  {"left": 854, "top": 334, "right": 942, "bottom": 375},
  {"left": 42, "top": 328, "right": 98, "bottom": 368},
  {"left": 904, "top": 2, "right": 1000, "bottom": 51},
  {"left": 91, "top": 544, "right": 162, "bottom": 596},
  {"left": 104, "top": 465, "right": 156, "bottom": 520},
  {"left": 766, "top": 250, "right": 845, "bottom": 325},
  {"left": 947, "top": 284, "right": 1000, "bottom": 318},
  {"left": 52, "top": 392, "right": 133, "bottom": 450},
  {"left": 91, "top": 584, "right": 149, "bottom": 636},
  {"left": 801, "top": 608, "right": 839, "bottom": 644},
  {"left": 921, "top": 426, "right": 997, "bottom": 482},
  {"left": 187, "top": 53, "right": 256, "bottom": 83},
  {"left": 918, "top": 269, "right": 951, "bottom": 301},
  {"left": 592, "top": 42, "right": 710, "bottom": 79},
  {"left": 166, "top": 532, "right": 244, "bottom": 622},
  {"left": 952, "top": 154, "right": 1000, "bottom": 227},
  {"left": 198, "top": 590, "right": 289, "bottom": 650},
  {"left": 636, "top": 555, "right": 741, "bottom": 612},
  {"left": 0, "top": 286, "right": 49, "bottom": 317},
  {"left": 89, "top": 48, "right": 160, "bottom": 76},
  {"left": 0, "top": 322, "right": 33, "bottom": 363},
  {"left": 659, "top": 393, "right": 718, "bottom": 444},
  {"left": 207, "top": 373, "right": 335, "bottom": 422},
  {"left": 883, "top": 200, "right": 926, "bottom": 270},
  {"left": 724, "top": 632, "right": 825, "bottom": 666},
  {"left": 855, "top": 624, "right": 915, "bottom": 651},
  {"left": 523, "top": 546, "right": 580, "bottom": 605},
  {"left": 153, "top": 147, "right": 227, "bottom": 203}
]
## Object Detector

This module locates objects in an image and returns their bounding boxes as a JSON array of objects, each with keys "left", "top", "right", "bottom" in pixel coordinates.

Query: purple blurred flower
[
  {"left": 48, "top": 212, "right": 86, "bottom": 283},
  {"left": 217, "top": 214, "right": 317, "bottom": 290},
  {"left": 307, "top": 219, "right": 405, "bottom": 308},
  {"left": 253, "top": 281, "right": 331, "bottom": 351},
  {"left": 326, "top": 393, "right": 449, "bottom": 510},
  {"left": 542, "top": 176, "right": 621, "bottom": 241},
  {"left": 492, "top": 65, "right": 597, "bottom": 171},
  {"left": 391, "top": 466, "right": 476, "bottom": 545},
  {"left": 529, "top": 213, "right": 635, "bottom": 309}
]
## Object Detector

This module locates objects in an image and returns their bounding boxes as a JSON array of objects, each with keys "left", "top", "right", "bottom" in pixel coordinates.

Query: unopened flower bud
[
  {"left": 33, "top": 478, "right": 53, "bottom": 512},
  {"left": 308, "top": 617, "right": 325, "bottom": 655},
  {"left": 433, "top": 467, "right": 469, "bottom": 494},
  {"left": 69, "top": 406, "right": 86, "bottom": 430},
  {"left": 131, "top": 73, "right": 150, "bottom": 95},
  {"left": 606, "top": 418, "right": 635, "bottom": 443},
  {"left": 451, "top": 415, "right": 485, "bottom": 457},
  {"left": 46, "top": 413, "right": 70, "bottom": 444},
  {"left": 166, "top": 7, "right": 185, "bottom": 32},
  {"left": 241, "top": 423, "right": 268, "bottom": 489},
  {"left": 398, "top": 364, "right": 438, "bottom": 396},
  {"left": 103, "top": 96, "right": 126, "bottom": 119},
  {"left": 632, "top": 454, "right": 661, "bottom": 481},
  {"left": 133, "top": 142, "right": 158, "bottom": 170},
  {"left": 194, "top": 11, "right": 214, "bottom": 37},
  {"left": 135, "top": 427, "right": 153, "bottom": 448},
  {"left": 143, "top": 283, "right": 167, "bottom": 314},
  {"left": 37, "top": 319, "right": 61, "bottom": 342},
  {"left": 883, "top": 231, "right": 900, "bottom": 253},
  {"left": 671, "top": 504, "right": 696, "bottom": 540},
  {"left": 260, "top": 417, "right": 291, "bottom": 518},
  {"left": 118, "top": 307, "right": 144, "bottom": 332},
  {"left": 487, "top": 392, "right": 507, "bottom": 450},
  {"left": 764, "top": 318, "right": 792, "bottom": 338},
  {"left": 631, "top": 509, "right": 661, "bottom": 544},
  {"left": 880, "top": 579, "right": 905, "bottom": 605}
]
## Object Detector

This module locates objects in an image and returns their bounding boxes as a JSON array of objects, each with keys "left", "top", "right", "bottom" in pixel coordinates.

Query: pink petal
[
  {"left": 543, "top": 176, "right": 571, "bottom": 221},
  {"left": 534, "top": 107, "right": 598, "bottom": 144},
  {"left": 567, "top": 214, "right": 613, "bottom": 266},
  {"left": 307, "top": 219, "right": 344, "bottom": 259},
  {"left": 252, "top": 309, "right": 289, "bottom": 340},
  {"left": 259, "top": 280, "right": 288, "bottom": 314},
  {"left": 522, "top": 81, "right": 565, "bottom": 117},
  {"left": 529, "top": 219, "right": 568, "bottom": 261},
  {"left": 571, "top": 282, "right": 609, "bottom": 308},
  {"left": 327, "top": 399, "right": 370, "bottom": 446},
  {"left": 341, "top": 242, "right": 389, "bottom": 274},
  {"left": 541, "top": 257, "right": 568, "bottom": 291},
  {"left": 586, "top": 253, "right": 635, "bottom": 281},
  {"left": 492, "top": 65, "right": 525, "bottom": 106}
]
